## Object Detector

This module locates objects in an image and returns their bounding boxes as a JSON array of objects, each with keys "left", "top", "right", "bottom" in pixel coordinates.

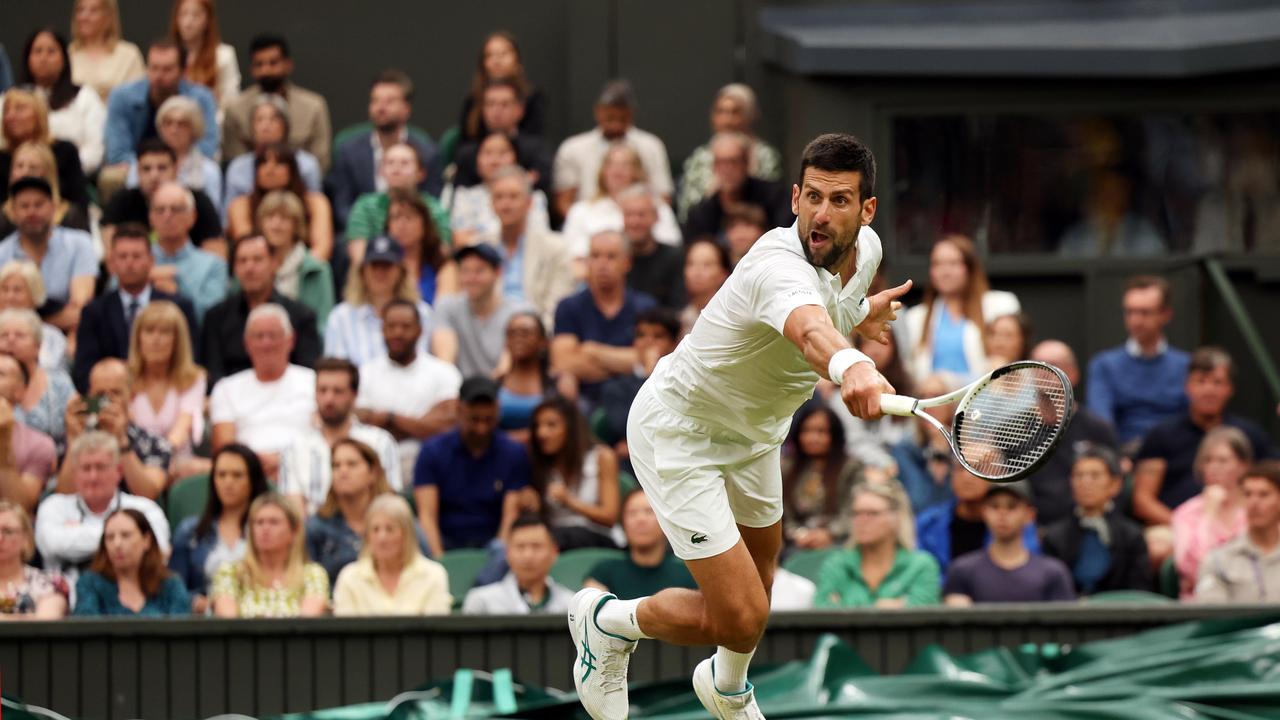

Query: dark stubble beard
[{"left": 800, "top": 222, "right": 859, "bottom": 274}]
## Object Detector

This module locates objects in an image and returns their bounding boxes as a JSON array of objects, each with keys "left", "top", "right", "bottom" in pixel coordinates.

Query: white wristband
[{"left": 828, "top": 348, "right": 872, "bottom": 386}]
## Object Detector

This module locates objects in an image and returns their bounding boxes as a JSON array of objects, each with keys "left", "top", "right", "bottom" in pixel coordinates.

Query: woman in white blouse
[
  {"left": 561, "top": 142, "right": 682, "bottom": 257},
  {"left": 18, "top": 29, "right": 106, "bottom": 174},
  {"left": 67, "top": 0, "right": 145, "bottom": 103},
  {"left": 169, "top": 0, "right": 240, "bottom": 114}
]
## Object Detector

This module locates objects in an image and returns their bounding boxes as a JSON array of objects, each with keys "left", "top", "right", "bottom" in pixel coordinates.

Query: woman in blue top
[
  {"left": 74, "top": 509, "right": 190, "bottom": 616},
  {"left": 385, "top": 188, "right": 457, "bottom": 305},
  {"left": 497, "top": 311, "right": 576, "bottom": 442},
  {"left": 901, "top": 235, "right": 1019, "bottom": 382},
  {"left": 169, "top": 444, "right": 271, "bottom": 613}
]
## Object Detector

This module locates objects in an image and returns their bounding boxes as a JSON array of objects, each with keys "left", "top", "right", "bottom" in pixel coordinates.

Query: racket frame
[{"left": 879, "top": 361, "right": 1075, "bottom": 482}]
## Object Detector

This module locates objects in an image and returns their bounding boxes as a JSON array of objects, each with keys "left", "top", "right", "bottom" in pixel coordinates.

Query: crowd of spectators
[{"left": 0, "top": 2, "right": 1276, "bottom": 622}]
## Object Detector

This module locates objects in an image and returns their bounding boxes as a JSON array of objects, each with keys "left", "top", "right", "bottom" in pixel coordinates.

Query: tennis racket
[{"left": 879, "top": 361, "right": 1074, "bottom": 483}]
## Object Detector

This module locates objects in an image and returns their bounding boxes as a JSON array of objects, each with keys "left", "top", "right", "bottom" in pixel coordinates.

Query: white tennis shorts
[{"left": 626, "top": 383, "right": 783, "bottom": 561}]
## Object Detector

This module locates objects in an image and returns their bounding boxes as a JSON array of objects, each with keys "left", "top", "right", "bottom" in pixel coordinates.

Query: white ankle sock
[
  {"left": 594, "top": 596, "right": 651, "bottom": 641},
  {"left": 713, "top": 645, "right": 755, "bottom": 694}
]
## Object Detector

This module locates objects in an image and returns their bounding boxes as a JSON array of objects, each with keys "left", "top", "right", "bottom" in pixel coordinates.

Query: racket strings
[{"left": 954, "top": 367, "right": 1070, "bottom": 480}]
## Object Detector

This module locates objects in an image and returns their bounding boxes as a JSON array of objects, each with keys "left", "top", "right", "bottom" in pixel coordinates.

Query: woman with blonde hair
[
  {"left": 676, "top": 83, "right": 782, "bottom": 221},
  {"left": 813, "top": 480, "right": 941, "bottom": 608},
  {"left": 169, "top": 0, "right": 239, "bottom": 112},
  {"left": 126, "top": 95, "right": 221, "bottom": 211},
  {"left": 257, "top": 190, "right": 334, "bottom": 329},
  {"left": 332, "top": 494, "right": 451, "bottom": 616},
  {"left": 1172, "top": 426, "right": 1252, "bottom": 598},
  {"left": 304, "top": 438, "right": 415, "bottom": 583},
  {"left": 127, "top": 301, "right": 206, "bottom": 462},
  {"left": 0, "top": 142, "right": 90, "bottom": 239},
  {"left": 324, "top": 243, "right": 432, "bottom": 367},
  {"left": 901, "top": 234, "right": 1020, "bottom": 382},
  {"left": 211, "top": 493, "right": 328, "bottom": 618},
  {"left": 67, "top": 0, "right": 145, "bottom": 103},
  {"left": 561, "top": 143, "right": 681, "bottom": 257},
  {"left": 0, "top": 500, "right": 68, "bottom": 619},
  {"left": 0, "top": 261, "right": 69, "bottom": 372},
  {"left": 0, "top": 88, "right": 89, "bottom": 211}
]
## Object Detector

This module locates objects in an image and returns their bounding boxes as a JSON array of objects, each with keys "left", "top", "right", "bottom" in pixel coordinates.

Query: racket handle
[{"left": 879, "top": 394, "right": 918, "bottom": 417}]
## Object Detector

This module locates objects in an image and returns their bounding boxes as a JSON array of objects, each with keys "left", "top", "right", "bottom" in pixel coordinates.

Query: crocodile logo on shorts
[{"left": 690, "top": 532, "right": 709, "bottom": 544}]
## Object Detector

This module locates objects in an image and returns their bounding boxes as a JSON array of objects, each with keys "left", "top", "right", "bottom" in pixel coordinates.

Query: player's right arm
[{"left": 782, "top": 304, "right": 891, "bottom": 418}]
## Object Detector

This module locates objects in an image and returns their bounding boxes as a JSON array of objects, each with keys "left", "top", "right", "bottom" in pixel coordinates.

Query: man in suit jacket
[
  {"left": 326, "top": 69, "right": 442, "bottom": 228},
  {"left": 202, "top": 235, "right": 320, "bottom": 387},
  {"left": 483, "top": 167, "right": 576, "bottom": 329},
  {"left": 73, "top": 224, "right": 198, "bottom": 393}
]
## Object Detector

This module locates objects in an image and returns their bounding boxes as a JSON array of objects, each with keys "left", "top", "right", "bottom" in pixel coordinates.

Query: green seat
[
  {"left": 783, "top": 548, "right": 840, "bottom": 584},
  {"left": 551, "top": 548, "right": 626, "bottom": 591},
  {"left": 1086, "top": 590, "right": 1175, "bottom": 604},
  {"left": 1159, "top": 556, "right": 1180, "bottom": 598},
  {"left": 440, "top": 549, "right": 491, "bottom": 610},
  {"left": 437, "top": 125, "right": 461, "bottom": 167},
  {"left": 165, "top": 473, "right": 210, "bottom": 530}
]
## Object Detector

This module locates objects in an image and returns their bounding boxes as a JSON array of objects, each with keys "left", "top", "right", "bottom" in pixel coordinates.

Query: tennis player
[{"left": 569, "top": 133, "right": 912, "bottom": 719}]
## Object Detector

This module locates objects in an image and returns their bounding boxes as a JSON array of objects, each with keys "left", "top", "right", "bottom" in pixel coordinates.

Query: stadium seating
[{"left": 551, "top": 547, "right": 626, "bottom": 589}]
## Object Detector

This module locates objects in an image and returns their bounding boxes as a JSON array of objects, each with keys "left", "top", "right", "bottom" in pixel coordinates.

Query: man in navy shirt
[
  {"left": 550, "top": 230, "right": 656, "bottom": 404},
  {"left": 412, "top": 376, "right": 530, "bottom": 558},
  {"left": 943, "top": 483, "right": 1075, "bottom": 605},
  {"left": 1132, "top": 347, "right": 1276, "bottom": 526},
  {"left": 1086, "top": 275, "right": 1189, "bottom": 450}
]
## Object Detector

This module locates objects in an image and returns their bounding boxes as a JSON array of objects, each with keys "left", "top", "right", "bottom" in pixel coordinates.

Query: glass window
[{"left": 892, "top": 112, "right": 1280, "bottom": 256}]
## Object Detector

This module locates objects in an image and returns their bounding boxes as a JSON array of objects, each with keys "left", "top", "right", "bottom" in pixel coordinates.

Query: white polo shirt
[
  {"left": 209, "top": 365, "right": 317, "bottom": 454},
  {"left": 649, "top": 223, "right": 881, "bottom": 446}
]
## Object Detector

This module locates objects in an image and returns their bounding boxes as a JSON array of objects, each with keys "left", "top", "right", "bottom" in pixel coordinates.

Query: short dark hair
[
  {"left": 372, "top": 69, "right": 413, "bottom": 103},
  {"left": 249, "top": 34, "right": 290, "bottom": 58},
  {"left": 111, "top": 222, "right": 152, "bottom": 250},
  {"left": 1244, "top": 461, "right": 1280, "bottom": 493},
  {"left": 231, "top": 234, "right": 270, "bottom": 265},
  {"left": 636, "top": 307, "right": 680, "bottom": 343},
  {"left": 509, "top": 512, "right": 554, "bottom": 544},
  {"left": 382, "top": 298, "right": 421, "bottom": 324},
  {"left": 1124, "top": 275, "right": 1171, "bottom": 308},
  {"left": 147, "top": 38, "right": 187, "bottom": 69},
  {"left": 1189, "top": 346, "right": 1234, "bottom": 381},
  {"left": 314, "top": 357, "right": 360, "bottom": 393},
  {"left": 724, "top": 202, "right": 767, "bottom": 231},
  {"left": 1074, "top": 444, "right": 1121, "bottom": 478},
  {"left": 136, "top": 138, "right": 176, "bottom": 164},
  {"left": 797, "top": 133, "right": 876, "bottom": 203},
  {"left": 484, "top": 76, "right": 526, "bottom": 103}
]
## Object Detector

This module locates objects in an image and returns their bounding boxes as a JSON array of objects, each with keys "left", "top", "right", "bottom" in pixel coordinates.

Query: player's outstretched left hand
[
  {"left": 855, "top": 279, "right": 912, "bottom": 345},
  {"left": 841, "top": 362, "right": 895, "bottom": 420}
]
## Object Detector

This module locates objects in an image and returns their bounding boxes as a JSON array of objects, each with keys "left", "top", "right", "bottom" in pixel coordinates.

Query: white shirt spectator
[
  {"left": 37, "top": 87, "right": 107, "bottom": 174},
  {"left": 462, "top": 573, "right": 573, "bottom": 615},
  {"left": 553, "top": 127, "right": 674, "bottom": 200},
  {"left": 34, "top": 490, "right": 171, "bottom": 584},
  {"left": 324, "top": 301, "right": 433, "bottom": 369},
  {"left": 562, "top": 196, "right": 682, "bottom": 258},
  {"left": 278, "top": 422, "right": 403, "bottom": 515},
  {"left": 356, "top": 352, "right": 462, "bottom": 482},
  {"left": 209, "top": 364, "right": 316, "bottom": 454},
  {"left": 769, "top": 567, "right": 816, "bottom": 611}
]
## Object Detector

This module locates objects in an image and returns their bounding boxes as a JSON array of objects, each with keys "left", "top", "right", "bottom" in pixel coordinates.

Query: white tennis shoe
[
  {"left": 692, "top": 656, "right": 765, "bottom": 719},
  {"left": 568, "top": 588, "right": 637, "bottom": 720}
]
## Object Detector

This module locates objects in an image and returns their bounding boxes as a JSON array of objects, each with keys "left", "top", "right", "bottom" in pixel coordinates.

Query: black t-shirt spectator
[
  {"left": 1026, "top": 409, "right": 1119, "bottom": 525},
  {"left": 458, "top": 88, "right": 547, "bottom": 142},
  {"left": 943, "top": 550, "right": 1076, "bottom": 603},
  {"left": 627, "top": 244, "right": 685, "bottom": 310},
  {"left": 102, "top": 188, "right": 223, "bottom": 245},
  {"left": 684, "top": 177, "right": 793, "bottom": 242},
  {"left": 1136, "top": 414, "right": 1276, "bottom": 510},
  {"left": 200, "top": 291, "right": 321, "bottom": 387},
  {"left": 949, "top": 514, "right": 987, "bottom": 562}
]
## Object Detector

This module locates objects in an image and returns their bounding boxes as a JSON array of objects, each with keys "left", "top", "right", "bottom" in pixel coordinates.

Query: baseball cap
[
  {"left": 363, "top": 235, "right": 404, "bottom": 265},
  {"left": 459, "top": 376, "right": 500, "bottom": 404},
  {"left": 9, "top": 176, "right": 53, "bottom": 199},
  {"left": 984, "top": 481, "right": 1032, "bottom": 504},
  {"left": 454, "top": 243, "right": 502, "bottom": 269}
]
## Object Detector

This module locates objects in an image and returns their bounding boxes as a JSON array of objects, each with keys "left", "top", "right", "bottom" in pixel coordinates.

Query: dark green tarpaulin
[{"left": 6, "top": 615, "right": 1280, "bottom": 719}]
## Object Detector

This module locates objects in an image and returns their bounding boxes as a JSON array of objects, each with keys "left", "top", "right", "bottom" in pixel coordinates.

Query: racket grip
[{"left": 879, "top": 394, "right": 918, "bottom": 416}]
